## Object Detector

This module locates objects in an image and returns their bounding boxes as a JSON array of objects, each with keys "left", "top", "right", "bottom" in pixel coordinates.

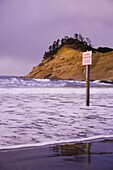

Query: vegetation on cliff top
[{"left": 43, "top": 33, "right": 113, "bottom": 60}]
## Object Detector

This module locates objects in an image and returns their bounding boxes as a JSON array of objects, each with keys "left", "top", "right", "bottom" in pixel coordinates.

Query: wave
[
  {"left": 0, "top": 76, "right": 113, "bottom": 88},
  {"left": 0, "top": 135, "right": 113, "bottom": 151}
]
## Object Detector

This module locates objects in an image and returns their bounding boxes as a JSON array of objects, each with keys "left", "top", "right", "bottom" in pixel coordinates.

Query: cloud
[
  {"left": 0, "top": 0, "right": 113, "bottom": 75},
  {"left": 0, "top": 55, "right": 33, "bottom": 76}
]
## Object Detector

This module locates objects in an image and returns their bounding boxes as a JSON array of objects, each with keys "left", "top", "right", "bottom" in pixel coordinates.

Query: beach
[
  {"left": 0, "top": 77, "right": 113, "bottom": 169},
  {"left": 0, "top": 140, "right": 113, "bottom": 170}
]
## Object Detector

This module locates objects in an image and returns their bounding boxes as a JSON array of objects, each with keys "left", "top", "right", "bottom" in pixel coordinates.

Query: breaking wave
[{"left": 0, "top": 76, "right": 113, "bottom": 88}]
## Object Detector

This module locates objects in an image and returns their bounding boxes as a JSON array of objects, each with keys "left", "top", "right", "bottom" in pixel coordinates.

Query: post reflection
[
  {"left": 51, "top": 141, "right": 113, "bottom": 164},
  {"left": 51, "top": 143, "right": 91, "bottom": 164}
]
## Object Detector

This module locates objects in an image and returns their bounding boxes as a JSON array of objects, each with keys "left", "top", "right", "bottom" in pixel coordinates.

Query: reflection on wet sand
[
  {"left": 0, "top": 140, "right": 113, "bottom": 170},
  {"left": 51, "top": 140, "right": 113, "bottom": 164}
]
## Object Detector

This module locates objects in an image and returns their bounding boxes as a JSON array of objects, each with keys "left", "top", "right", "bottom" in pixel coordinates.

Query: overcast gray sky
[{"left": 0, "top": 0, "right": 113, "bottom": 76}]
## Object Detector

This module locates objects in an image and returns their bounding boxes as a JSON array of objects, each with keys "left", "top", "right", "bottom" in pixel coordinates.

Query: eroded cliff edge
[{"left": 24, "top": 46, "right": 113, "bottom": 81}]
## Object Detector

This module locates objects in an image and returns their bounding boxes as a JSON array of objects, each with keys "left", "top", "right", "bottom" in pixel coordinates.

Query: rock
[{"left": 24, "top": 47, "right": 113, "bottom": 81}]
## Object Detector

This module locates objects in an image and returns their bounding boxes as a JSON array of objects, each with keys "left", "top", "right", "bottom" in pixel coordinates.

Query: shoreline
[{"left": 0, "top": 140, "right": 113, "bottom": 170}]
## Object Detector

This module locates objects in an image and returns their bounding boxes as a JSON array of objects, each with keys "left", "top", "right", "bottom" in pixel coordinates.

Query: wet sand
[{"left": 0, "top": 140, "right": 113, "bottom": 170}]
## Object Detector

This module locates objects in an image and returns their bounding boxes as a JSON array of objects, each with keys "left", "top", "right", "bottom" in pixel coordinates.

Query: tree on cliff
[{"left": 43, "top": 33, "right": 93, "bottom": 59}]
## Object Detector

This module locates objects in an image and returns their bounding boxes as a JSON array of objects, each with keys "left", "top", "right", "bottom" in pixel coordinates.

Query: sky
[{"left": 0, "top": 0, "right": 113, "bottom": 76}]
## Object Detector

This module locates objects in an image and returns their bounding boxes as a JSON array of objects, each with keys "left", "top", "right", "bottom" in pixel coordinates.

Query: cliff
[{"left": 24, "top": 46, "right": 113, "bottom": 81}]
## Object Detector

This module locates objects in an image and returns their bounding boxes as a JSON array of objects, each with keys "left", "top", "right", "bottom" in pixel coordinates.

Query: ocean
[{"left": 0, "top": 76, "right": 113, "bottom": 149}]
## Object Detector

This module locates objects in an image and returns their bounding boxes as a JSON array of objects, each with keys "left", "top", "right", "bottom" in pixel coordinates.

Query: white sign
[{"left": 82, "top": 51, "right": 92, "bottom": 65}]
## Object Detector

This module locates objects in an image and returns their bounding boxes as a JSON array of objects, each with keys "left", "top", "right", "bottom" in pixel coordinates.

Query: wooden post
[
  {"left": 82, "top": 51, "right": 92, "bottom": 106},
  {"left": 86, "top": 65, "right": 90, "bottom": 106}
]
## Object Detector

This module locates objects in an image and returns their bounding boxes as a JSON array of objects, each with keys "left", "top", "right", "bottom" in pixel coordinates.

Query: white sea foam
[
  {"left": 0, "top": 135, "right": 113, "bottom": 151},
  {"left": 0, "top": 76, "right": 113, "bottom": 149}
]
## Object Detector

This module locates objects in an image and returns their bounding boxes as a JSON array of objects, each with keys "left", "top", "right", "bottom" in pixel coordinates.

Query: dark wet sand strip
[{"left": 0, "top": 140, "right": 113, "bottom": 170}]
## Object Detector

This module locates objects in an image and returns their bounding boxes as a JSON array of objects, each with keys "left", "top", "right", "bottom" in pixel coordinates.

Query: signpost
[{"left": 82, "top": 51, "right": 92, "bottom": 106}]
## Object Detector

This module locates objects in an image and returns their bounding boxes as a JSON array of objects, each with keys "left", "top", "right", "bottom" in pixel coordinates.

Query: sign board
[{"left": 82, "top": 51, "right": 92, "bottom": 65}]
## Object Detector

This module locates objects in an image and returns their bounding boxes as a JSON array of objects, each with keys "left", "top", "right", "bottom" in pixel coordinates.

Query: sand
[{"left": 0, "top": 140, "right": 113, "bottom": 170}]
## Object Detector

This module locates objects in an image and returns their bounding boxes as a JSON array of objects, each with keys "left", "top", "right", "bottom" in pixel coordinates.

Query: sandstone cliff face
[{"left": 25, "top": 47, "right": 113, "bottom": 81}]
